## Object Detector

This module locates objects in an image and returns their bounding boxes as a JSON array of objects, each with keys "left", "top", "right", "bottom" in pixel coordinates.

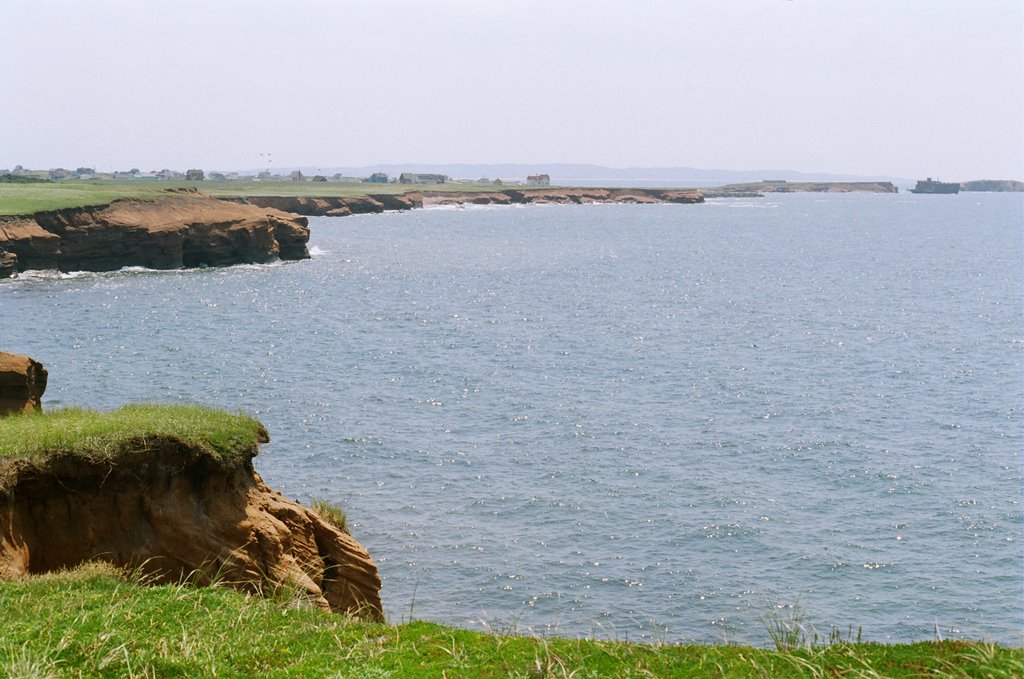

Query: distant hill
[{"left": 960, "top": 179, "right": 1023, "bottom": 192}]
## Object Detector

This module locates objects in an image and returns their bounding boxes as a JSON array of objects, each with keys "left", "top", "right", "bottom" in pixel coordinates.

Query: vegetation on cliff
[
  {"left": 0, "top": 180, "right": 487, "bottom": 216},
  {"left": 0, "top": 404, "right": 267, "bottom": 469},
  {"left": 0, "top": 564, "right": 1019, "bottom": 678}
]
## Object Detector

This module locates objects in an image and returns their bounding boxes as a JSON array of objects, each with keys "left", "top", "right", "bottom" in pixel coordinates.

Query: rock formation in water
[
  {"left": 0, "top": 188, "right": 310, "bottom": 277},
  {"left": 0, "top": 351, "right": 47, "bottom": 415},
  {"left": 0, "top": 429, "right": 383, "bottom": 620}
]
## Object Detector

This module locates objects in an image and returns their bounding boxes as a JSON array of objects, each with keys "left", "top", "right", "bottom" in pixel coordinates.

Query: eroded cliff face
[
  {"left": 0, "top": 189, "right": 310, "bottom": 277},
  {"left": 234, "top": 192, "right": 424, "bottom": 217},
  {"left": 0, "top": 351, "right": 47, "bottom": 416},
  {"left": 0, "top": 438, "right": 382, "bottom": 620}
]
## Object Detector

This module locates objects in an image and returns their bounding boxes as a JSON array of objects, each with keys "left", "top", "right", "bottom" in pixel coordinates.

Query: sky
[{"left": 3, "top": 0, "right": 1022, "bottom": 180}]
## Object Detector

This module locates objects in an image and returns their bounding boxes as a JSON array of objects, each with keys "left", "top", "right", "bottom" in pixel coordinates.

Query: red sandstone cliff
[
  {"left": 0, "top": 433, "right": 382, "bottom": 620},
  {"left": 0, "top": 351, "right": 47, "bottom": 415},
  {"left": 0, "top": 189, "right": 310, "bottom": 277},
  {"left": 234, "top": 192, "right": 424, "bottom": 217}
]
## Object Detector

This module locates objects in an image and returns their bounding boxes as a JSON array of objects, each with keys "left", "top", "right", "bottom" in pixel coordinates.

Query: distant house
[
  {"left": 526, "top": 174, "right": 550, "bottom": 186},
  {"left": 160, "top": 169, "right": 185, "bottom": 180},
  {"left": 366, "top": 172, "right": 388, "bottom": 184},
  {"left": 290, "top": 170, "right": 304, "bottom": 181},
  {"left": 398, "top": 172, "right": 449, "bottom": 184},
  {"left": 185, "top": 169, "right": 205, "bottom": 181},
  {"left": 493, "top": 178, "right": 503, "bottom": 186},
  {"left": 49, "top": 168, "right": 72, "bottom": 180}
]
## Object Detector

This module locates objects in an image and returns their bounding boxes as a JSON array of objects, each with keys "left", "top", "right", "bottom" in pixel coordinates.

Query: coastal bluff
[
  {"left": 0, "top": 402, "right": 382, "bottom": 620},
  {"left": 231, "top": 187, "right": 704, "bottom": 216},
  {"left": 0, "top": 188, "right": 310, "bottom": 278}
]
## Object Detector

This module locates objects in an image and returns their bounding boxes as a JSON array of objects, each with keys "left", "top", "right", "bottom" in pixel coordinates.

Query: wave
[{"left": 5, "top": 259, "right": 293, "bottom": 283}]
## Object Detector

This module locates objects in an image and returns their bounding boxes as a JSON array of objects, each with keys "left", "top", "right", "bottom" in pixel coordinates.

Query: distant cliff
[
  {"left": 0, "top": 189, "right": 309, "bottom": 278},
  {"left": 231, "top": 192, "right": 424, "bottom": 216},
  {"left": 422, "top": 187, "right": 704, "bottom": 207},
  {"left": 959, "top": 180, "right": 1023, "bottom": 192},
  {"left": 232, "top": 187, "right": 704, "bottom": 215},
  {"left": 706, "top": 181, "right": 898, "bottom": 196}
]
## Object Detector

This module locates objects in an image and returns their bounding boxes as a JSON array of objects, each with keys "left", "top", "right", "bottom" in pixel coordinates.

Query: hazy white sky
[{"left": 3, "top": 0, "right": 1021, "bottom": 179}]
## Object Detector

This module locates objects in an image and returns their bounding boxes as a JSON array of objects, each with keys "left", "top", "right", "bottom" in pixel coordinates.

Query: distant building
[
  {"left": 493, "top": 178, "right": 503, "bottom": 186},
  {"left": 526, "top": 174, "right": 550, "bottom": 186},
  {"left": 290, "top": 170, "right": 304, "bottom": 181},
  {"left": 398, "top": 172, "right": 449, "bottom": 184},
  {"left": 185, "top": 169, "right": 205, "bottom": 181},
  {"left": 312, "top": 175, "right": 327, "bottom": 182},
  {"left": 366, "top": 172, "right": 388, "bottom": 184},
  {"left": 49, "top": 168, "right": 72, "bottom": 180}
]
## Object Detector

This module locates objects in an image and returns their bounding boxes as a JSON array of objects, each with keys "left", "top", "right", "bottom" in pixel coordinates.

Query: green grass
[
  {"left": 0, "top": 565, "right": 1019, "bottom": 678},
  {"left": 0, "top": 179, "right": 518, "bottom": 216},
  {"left": 311, "top": 499, "right": 350, "bottom": 535},
  {"left": 0, "top": 404, "right": 267, "bottom": 469}
]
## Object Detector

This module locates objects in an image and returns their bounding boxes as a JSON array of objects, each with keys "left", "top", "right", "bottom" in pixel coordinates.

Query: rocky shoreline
[
  {"left": 0, "top": 181, "right": 913, "bottom": 278},
  {"left": 229, "top": 186, "right": 704, "bottom": 216},
  {"left": 704, "top": 180, "right": 898, "bottom": 197}
]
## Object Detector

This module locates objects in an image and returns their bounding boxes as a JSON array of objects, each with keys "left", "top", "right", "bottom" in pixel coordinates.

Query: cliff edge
[
  {"left": 0, "top": 189, "right": 310, "bottom": 278},
  {"left": 0, "top": 404, "right": 382, "bottom": 620}
]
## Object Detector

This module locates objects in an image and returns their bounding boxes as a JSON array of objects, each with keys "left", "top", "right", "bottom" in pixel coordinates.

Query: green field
[
  {"left": 0, "top": 564, "right": 1019, "bottom": 678},
  {"left": 0, "top": 404, "right": 266, "bottom": 468},
  {"left": 0, "top": 179, "right": 509, "bottom": 216}
]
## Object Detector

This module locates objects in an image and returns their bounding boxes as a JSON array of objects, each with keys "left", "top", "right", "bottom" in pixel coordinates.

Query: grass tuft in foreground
[
  {"left": 0, "top": 403, "right": 267, "bottom": 467},
  {"left": 311, "top": 499, "right": 350, "bottom": 535},
  {"left": 0, "top": 565, "right": 1019, "bottom": 678}
]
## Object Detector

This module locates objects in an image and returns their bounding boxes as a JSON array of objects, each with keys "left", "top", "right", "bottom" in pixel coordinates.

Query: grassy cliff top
[
  {"left": 0, "top": 404, "right": 267, "bottom": 465},
  {"left": 0, "top": 180, "right": 506, "bottom": 216},
  {"left": 0, "top": 564, "right": 1019, "bottom": 678}
]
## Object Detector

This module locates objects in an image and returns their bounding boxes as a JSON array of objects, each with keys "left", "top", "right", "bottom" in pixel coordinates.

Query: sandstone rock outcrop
[
  {"left": 0, "top": 351, "right": 47, "bottom": 415},
  {"left": 0, "top": 188, "right": 310, "bottom": 276},
  {"left": 0, "top": 434, "right": 382, "bottom": 619},
  {"left": 235, "top": 192, "right": 423, "bottom": 217}
]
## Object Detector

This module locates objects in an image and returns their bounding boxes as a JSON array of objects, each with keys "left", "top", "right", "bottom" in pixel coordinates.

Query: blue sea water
[{"left": 1, "top": 193, "right": 1021, "bottom": 645}]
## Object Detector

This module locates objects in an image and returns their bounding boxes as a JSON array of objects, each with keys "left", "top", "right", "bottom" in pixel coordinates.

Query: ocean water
[{"left": 1, "top": 193, "right": 1021, "bottom": 645}]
